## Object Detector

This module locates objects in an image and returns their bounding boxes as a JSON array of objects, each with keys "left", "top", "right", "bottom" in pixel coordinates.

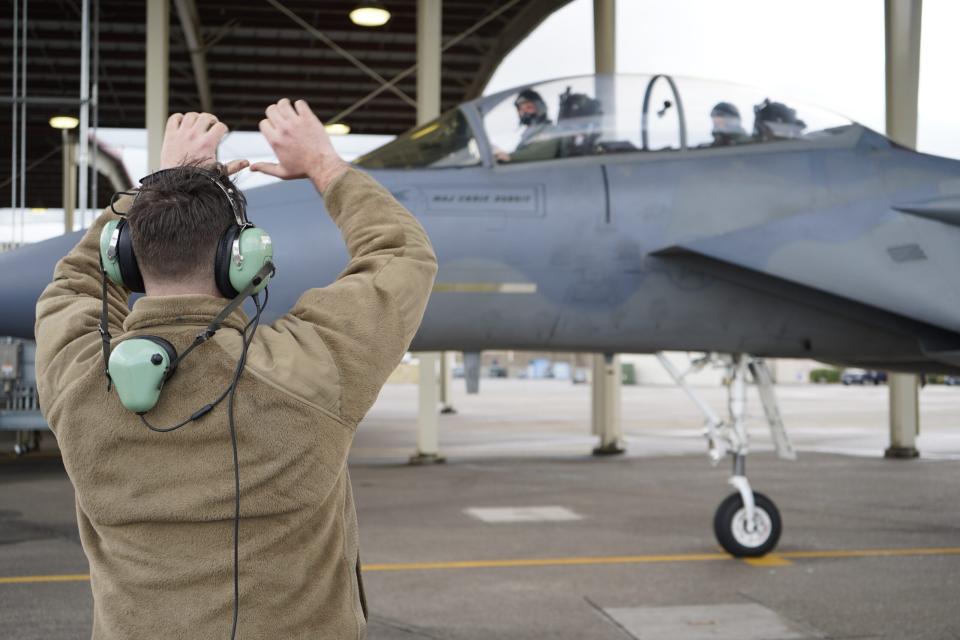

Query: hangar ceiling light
[
  {"left": 49, "top": 115, "right": 79, "bottom": 130},
  {"left": 349, "top": 2, "right": 391, "bottom": 27},
  {"left": 325, "top": 123, "right": 351, "bottom": 135}
]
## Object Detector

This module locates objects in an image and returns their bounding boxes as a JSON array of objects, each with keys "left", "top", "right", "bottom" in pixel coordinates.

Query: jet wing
[
  {"left": 651, "top": 201, "right": 960, "bottom": 335},
  {"left": 892, "top": 194, "right": 960, "bottom": 227}
]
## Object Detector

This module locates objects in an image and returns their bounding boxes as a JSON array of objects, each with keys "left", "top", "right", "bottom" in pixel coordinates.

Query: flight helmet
[
  {"left": 514, "top": 89, "right": 549, "bottom": 126},
  {"left": 710, "top": 102, "right": 746, "bottom": 137},
  {"left": 753, "top": 99, "right": 806, "bottom": 141}
]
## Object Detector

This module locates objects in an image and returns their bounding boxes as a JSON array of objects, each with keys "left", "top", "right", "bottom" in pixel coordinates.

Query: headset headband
[
  {"left": 109, "top": 166, "right": 249, "bottom": 229},
  {"left": 139, "top": 167, "right": 250, "bottom": 228}
]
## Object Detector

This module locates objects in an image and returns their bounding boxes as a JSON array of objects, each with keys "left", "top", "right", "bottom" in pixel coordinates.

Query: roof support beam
[
  {"left": 173, "top": 0, "right": 212, "bottom": 112},
  {"left": 328, "top": 0, "right": 526, "bottom": 125},
  {"left": 464, "top": 0, "right": 573, "bottom": 100},
  {"left": 92, "top": 140, "right": 133, "bottom": 192},
  {"left": 265, "top": 0, "right": 416, "bottom": 109}
]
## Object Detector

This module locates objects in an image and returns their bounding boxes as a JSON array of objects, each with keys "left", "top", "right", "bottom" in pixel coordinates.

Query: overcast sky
[{"left": 5, "top": 0, "right": 959, "bottom": 243}]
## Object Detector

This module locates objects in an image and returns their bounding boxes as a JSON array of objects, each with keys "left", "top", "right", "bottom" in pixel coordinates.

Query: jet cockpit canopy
[{"left": 354, "top": 74, "right": 856, "bottom": 169}]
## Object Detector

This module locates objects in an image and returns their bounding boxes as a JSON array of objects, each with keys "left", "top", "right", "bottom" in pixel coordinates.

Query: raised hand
[
  {"left": 159, "top": 112, "right": 248, "bottom": 175},
  {"left": 251, "top": 98, "right": 349, "bottom": 192}
]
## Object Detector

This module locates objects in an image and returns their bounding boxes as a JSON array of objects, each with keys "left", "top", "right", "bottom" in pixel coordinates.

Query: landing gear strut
[{"left": 656, "top": 352, "right": 794, "bottom": 557}]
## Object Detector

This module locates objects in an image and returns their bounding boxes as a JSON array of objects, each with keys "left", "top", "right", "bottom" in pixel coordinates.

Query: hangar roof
[{"left": 1, "top": 0, "right": 572, "bottom": 208}]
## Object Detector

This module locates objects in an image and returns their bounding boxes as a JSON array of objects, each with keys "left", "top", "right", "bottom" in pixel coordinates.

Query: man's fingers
[
  {"left": 181, "top": 112, "right": 199, "bottom": 128},
  {"left": 265, "top": 104, "right": 285, "bottom": 125},
  {"left": 255, "top": 98, "right": 337, "bottom": 182},
  {"left": 203, "top": 121, "right": 229, "bottom": 142},
  {"left": 165, "top": 113, "right": 184, "bottom": 132},
  {"left": 264, "top": 105, "right": 285, "bottom": 130},
  {"left": 249, "top": 161, "right": 286, "bottom": 177},
  {"left": 196, "top": 113, "right": 218, "bottom": 132},
  {"left": 224, "top": 159, "right": 250, "bottom": 175},
  {"left": 277, "top": 98, "right": 299, "bottom": 121},
  {"left": 293, "top": 99, "right": 321, "bottom": 124},
  {"left": 258, "top": 117, "right": 277, "bottom": 139}
]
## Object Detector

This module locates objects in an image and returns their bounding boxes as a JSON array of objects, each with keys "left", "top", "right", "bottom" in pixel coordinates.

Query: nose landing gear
[{"left": 656, "top": 352, "right": 793, "bottom": 557}]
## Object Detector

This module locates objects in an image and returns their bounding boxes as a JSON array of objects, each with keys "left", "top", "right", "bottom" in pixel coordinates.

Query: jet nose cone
[{"left": 0, "top": 232, "right": 80, "bottom": 339}]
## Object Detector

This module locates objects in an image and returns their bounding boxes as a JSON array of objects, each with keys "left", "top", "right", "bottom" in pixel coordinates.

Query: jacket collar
[{"left": 123, "top": 294, "right": 250, "bottom": 334}]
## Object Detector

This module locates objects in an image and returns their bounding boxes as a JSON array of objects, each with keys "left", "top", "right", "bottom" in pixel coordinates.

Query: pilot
[
  {"left": 753, "top": 98, "right": 806, "bottom": 141},
  {"left": 495, "top": 88, "right": 561, "bottom": 163},
  {"left": 516, "top": 88, "right": 550, "bottom": 129},
  {"left": 709, "top": 102, "right": 749, "bottom": 146}
]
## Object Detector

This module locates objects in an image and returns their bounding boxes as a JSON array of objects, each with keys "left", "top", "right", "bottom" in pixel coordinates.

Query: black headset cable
[
  {"left": 135, "top": 263, "right": 274, "bottom": 433},
  {"left": 227, "top": 289, "right": 264, "bottom": 640},
  {"left": 137, "top": 303, "right": 263, "bottom": 434},
  {"left": 133, "top": 288, "right": 267, "bottom": 640}
]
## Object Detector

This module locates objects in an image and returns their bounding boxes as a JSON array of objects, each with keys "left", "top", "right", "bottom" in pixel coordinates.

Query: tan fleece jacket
[{"left": 34, "top": 168, "right": 437, "bottom": 639}]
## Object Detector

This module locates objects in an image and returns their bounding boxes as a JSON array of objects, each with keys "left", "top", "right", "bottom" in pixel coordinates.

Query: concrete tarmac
[{"left": 2, "top": 381, "right": 960, "bottom": 639}]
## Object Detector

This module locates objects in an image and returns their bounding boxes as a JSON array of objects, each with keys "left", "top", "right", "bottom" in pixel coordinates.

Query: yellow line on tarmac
[
  {"left": 364, "top": 546, "right": 960, "bottom": 571},
  {"left": 363, "top": 553, "right": 729, "bottom": 572},
  {"left": 779, "top": 547, "right": 960, "bottom": 560},
  {"left": 742, "top": 554, "right": 793, "bottom": 567},
  {"left": 4, "top": 547, "right": 960, "bottom": 585}
]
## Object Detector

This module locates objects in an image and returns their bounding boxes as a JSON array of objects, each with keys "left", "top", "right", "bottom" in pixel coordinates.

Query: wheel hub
[{"left": 731, "top": 507, "right": 772, "bottom": 548}]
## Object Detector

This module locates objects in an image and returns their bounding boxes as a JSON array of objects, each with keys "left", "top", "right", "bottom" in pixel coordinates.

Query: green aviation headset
[
  {"left": 97, "top": 166, "right": 274, "bottom": 639},
  {"left": 101, "top": 167, "right": 273, "bottom": 300},
  {"left": 98, "top": 167, "right": 275, "bottom": 415}
]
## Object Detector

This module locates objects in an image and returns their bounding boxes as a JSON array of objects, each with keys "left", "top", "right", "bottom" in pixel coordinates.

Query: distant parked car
[
  {"left": 488, "top": 365, "right": 509, "bottom": 378},
  {"left": 841, "top": 368, "right": 887, "bottom": 385},
  {"left": 945, "top": 375, "right": 960, "bottom": 386}
]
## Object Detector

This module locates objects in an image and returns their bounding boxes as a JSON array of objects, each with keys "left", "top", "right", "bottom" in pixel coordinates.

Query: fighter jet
[{"left": 3, "top": 73, "right": 960, "bottom": 557}]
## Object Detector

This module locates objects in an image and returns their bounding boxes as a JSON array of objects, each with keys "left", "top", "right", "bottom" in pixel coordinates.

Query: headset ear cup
[
  {"left": 115, "top": 219, "right": 145, "bottom": 293},
  {"left": 139, "top": 336, "right": 179, "bottom": 377},
  {"left": 215, "top": 225, "right": 241, "bottom": 298},
  {"left": 100, "top": 220, "right": 125, "bottom": 286},
  {"left": 230, "top": 227, "right": 274, "bottom": 295},
  {"left": 108, "top": 335, "right": 178, "bottom": 413}
]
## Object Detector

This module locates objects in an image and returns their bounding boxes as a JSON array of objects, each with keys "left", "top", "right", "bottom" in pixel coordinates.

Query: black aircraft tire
[{"left": 713, "top": 492, "right": 782, "bottom": 558}]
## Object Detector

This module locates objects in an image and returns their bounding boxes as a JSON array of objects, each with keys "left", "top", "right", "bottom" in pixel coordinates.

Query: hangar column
[
  {"left": 593, "top": 0, "right": 615, "bottom": 75},
  {"left": 411, "top": 0, "right": 445, "bottom": 464},
  {"left": 146, "top": 0, "right": 169, "bottom": 172},
  {"left": 592, "top": 354, "right": 624, "bottom": 455},
  {"left": 61, "top": 131, "right": 77, "bottom": 234},
  {"left": 884, "top": 0, "right": 922, "bottom": 459},
  {"left": 590, "top": 0, "right": 624, "bottom": 456},
  {"left": 414, "top": 353, "right": 444, "bottom": 464},
  {"left": 439, "top": 352, "right": 456, "bottom": 414}
]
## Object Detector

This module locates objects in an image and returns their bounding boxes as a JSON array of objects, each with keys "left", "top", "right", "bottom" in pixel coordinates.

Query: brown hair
[{"left": 126, "top": 163, "right": 243, "bottom": 281}]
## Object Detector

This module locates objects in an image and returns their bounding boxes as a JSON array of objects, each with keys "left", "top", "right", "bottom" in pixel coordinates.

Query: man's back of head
[{"left": 127, "top": 164, "right": 242, "bottom": 297}]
